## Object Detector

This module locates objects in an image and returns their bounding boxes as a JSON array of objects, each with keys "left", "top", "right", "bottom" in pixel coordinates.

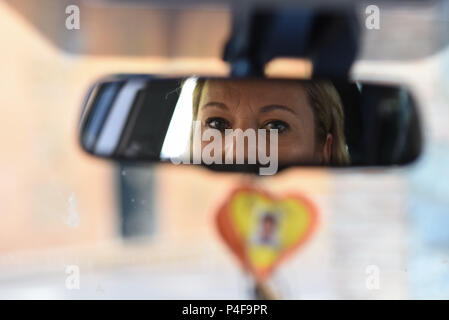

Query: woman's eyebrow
[
  {"left": 259, "top": 104, "right": 297, "bottom": 115},
  {"left": 201, "top": 101, "right": 229, "bottom": 111}
]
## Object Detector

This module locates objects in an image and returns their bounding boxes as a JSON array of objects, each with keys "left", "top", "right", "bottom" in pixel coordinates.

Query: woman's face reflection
[{"left": 196, "top": 79, "right": 332, "bottom": 165}]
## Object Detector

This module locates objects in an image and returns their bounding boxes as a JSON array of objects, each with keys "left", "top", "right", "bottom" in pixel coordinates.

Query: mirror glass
[{"left": 79, "top": 75, "right": 422, "bottom": 174}]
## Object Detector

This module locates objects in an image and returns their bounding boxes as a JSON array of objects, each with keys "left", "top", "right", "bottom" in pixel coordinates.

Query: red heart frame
[{"left": 215, "top": 186, "right": 319, "bottom": 283}]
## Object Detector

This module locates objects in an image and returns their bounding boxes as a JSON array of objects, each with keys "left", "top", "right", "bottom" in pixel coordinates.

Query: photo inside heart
[{"left": 216, "top": 187, "right": 318, "bottom": 282}]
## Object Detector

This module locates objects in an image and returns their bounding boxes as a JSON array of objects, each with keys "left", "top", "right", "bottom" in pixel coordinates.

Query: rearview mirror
[{"left": 79, "top": 75, "right": 422, "bottom": 175}]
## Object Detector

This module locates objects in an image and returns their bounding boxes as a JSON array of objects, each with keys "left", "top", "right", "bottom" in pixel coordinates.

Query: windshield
[{"left": 0, "top": 0, "right": 449, "bottom": 299}]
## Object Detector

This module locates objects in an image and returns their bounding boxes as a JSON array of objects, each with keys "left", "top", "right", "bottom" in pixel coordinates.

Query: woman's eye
[
  {"left": 205, "top": 117, "right": 231, "bottom": 131},
  {"left": 263, "top": 120, "right": 289, "bottom": 133}
]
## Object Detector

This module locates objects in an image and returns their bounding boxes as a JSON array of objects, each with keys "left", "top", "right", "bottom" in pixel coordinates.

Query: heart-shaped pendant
[{"left": 216, "top": 186, "right": 318, "bottom": 282}]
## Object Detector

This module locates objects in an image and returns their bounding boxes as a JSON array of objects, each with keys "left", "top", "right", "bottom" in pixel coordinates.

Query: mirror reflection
[{"left": 79, "top": 76, "right": 422, "bottom": 174}]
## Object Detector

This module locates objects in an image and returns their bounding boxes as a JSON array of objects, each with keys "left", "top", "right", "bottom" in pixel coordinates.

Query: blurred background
[{"left": 0, "top": 0, "right": 449, "bottom": 299}]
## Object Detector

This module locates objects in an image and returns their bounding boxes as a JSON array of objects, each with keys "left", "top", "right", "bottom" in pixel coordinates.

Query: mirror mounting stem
[{"left": 223, "top": 5, "right": 361, "bottom": 78}]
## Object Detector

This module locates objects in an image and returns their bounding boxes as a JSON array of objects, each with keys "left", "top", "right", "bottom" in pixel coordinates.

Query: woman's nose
[
  {"left": 233, "top": 117, "right": 258, "bottom": 132},
  {"left": 222, "top": 122, "right": 259, "bottom": 163}
]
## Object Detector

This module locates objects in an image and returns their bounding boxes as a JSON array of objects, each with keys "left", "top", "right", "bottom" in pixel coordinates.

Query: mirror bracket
[{"left": 223, "top": 5, "right": 360, "bottom": 78}]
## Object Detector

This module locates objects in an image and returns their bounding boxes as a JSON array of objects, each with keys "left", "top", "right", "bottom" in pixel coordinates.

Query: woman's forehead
[{"left": 200, "top": 79, "right": 309, "bottom": 108}]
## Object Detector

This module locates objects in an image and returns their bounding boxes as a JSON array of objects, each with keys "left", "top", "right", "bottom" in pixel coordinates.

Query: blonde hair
[
  {"left": 302, "top": 81, "right": 350, "bottom": 165},
  {"left": 191, "top": 79, "right": 350, "bottom": 165}
]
